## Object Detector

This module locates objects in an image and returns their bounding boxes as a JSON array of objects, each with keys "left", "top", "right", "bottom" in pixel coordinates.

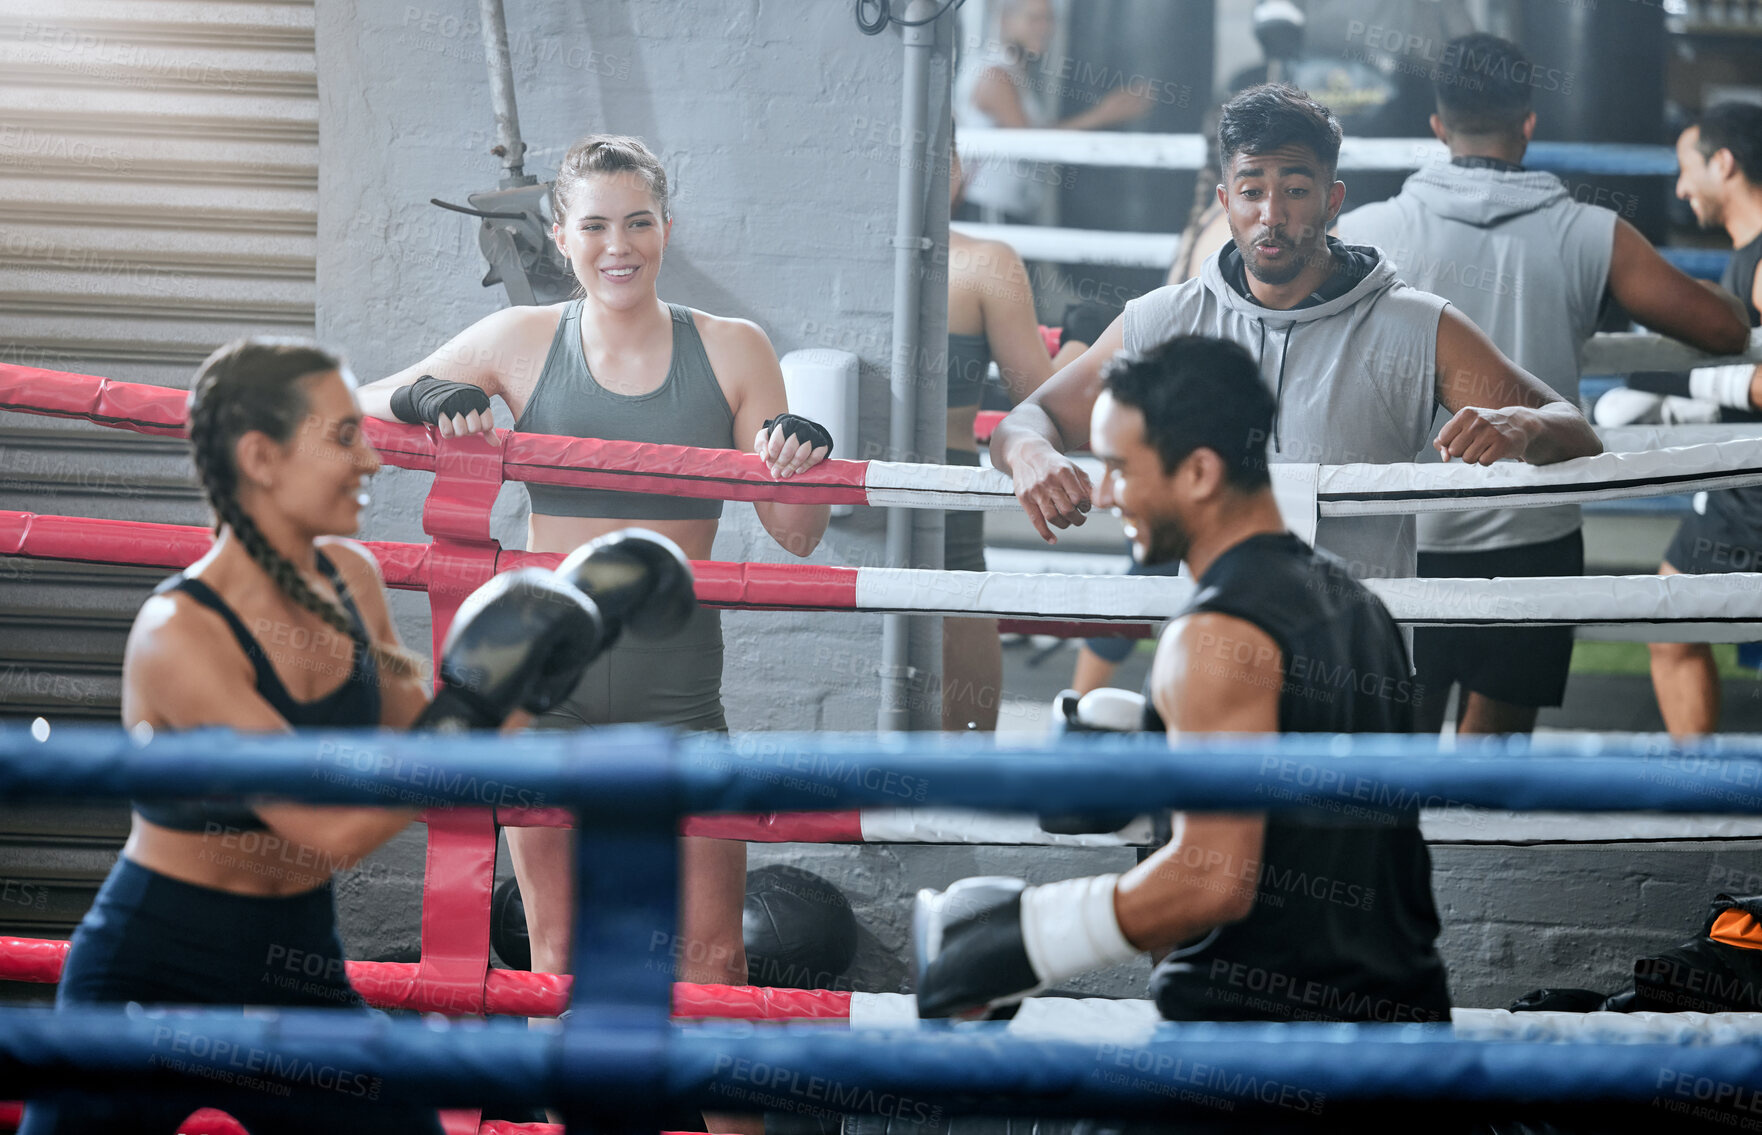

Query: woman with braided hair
[
  {"left": 359, "top": 135, "right": 830, "bottom": 1135},
  {"left": 20, "top": 338, "right": 445, "bottom": 1134}
]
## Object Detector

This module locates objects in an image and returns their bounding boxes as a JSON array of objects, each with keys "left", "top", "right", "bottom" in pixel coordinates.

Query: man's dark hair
[
  {"left": 1100, "top": 335, "right": 1274, "bottom": 491},
  {"left": 1217, "top": 84, "right": 1342, "bottom": 177},
  {"left": 1696, "top": 102, "right": 1762, "bottom": 187},
  {"left": 1434, "top": 33, "right": 1532, "bottom": 137}
]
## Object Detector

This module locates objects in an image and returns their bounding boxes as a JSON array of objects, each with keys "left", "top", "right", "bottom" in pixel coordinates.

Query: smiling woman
[
  {"left": 18, "top": 338, "right": 446, "bottom": 1135},
  {"left": 355, "top": 133, "right": 832, "bottom": 1135}
]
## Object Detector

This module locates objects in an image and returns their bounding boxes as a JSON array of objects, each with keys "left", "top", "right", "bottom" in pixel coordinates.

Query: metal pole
[
  {"left": 478, "top": 0, "right": 535, "bottom": 187},
  {"left": 880, "top": 0, "right": 942, "bottom": 732}
]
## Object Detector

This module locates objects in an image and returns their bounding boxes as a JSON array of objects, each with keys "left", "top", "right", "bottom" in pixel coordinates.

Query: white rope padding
[
  {"left": 867, "top": 440, "right": 1762, "bottom": 517},
  {"left": 957, "top": 129, "right": 1444, "bottom": 171},
  {"left": 854, "top": 808, "right": 1762, "bottom": 847},
  {"left": 1597, "top": 424, "right": 1762, "bottom": 452},
  {"left": 1584, "top": 329, "right": 1762, "bottom": 374},
  {"left": 851, "top": 567, "right": 1762, "bottom": 640},
  {"left": 843, "top": 992, "right": 1762, "bottom": 1041},
  {"left": 954, "top": 221, "right": 1176, "bottom": 268},
  {"left": 858, "top": 810, "right": 1158, "bottom": 847},
  {"left": 957, "top": 129, "right": 1674, "bottom": 176},
  {"left": 1315, "top": 438, "right": 1762, "bottom": 516}
]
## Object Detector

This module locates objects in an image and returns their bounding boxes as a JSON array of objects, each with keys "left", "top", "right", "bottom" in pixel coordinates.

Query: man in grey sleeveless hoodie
[
  {"left": 992, "top": 84, "right": 1604, "bottom": 590},
  {"left": 1336, "top": 35, "right": 1750, "bottom": 735}
]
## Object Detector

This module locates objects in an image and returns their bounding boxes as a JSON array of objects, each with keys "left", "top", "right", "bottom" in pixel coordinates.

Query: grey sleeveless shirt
[
  {"left": 1338, "top": 161, "right": 1615, "bottom": 553},
  {"left": 1123, "top": 244, "right": 1445, "bottom": 582},
  {"left": 514, "top": 300, "right": 736, "bottom": 519}
]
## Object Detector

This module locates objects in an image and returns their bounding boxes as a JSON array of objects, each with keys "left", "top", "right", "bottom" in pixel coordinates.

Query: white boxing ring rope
[
  {"left": 847, "top": 568, "right": 1762, "bottom": 641},
  {"left": 873, "top": 435, "right": 1762, "bottom": 517},
  {"left": 953, "top": 130, "right": 1683, "bottom": 176}
]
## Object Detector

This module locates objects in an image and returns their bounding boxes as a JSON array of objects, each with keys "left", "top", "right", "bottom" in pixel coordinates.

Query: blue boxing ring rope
[{"left": 6, "top": 726, "right": 1762, "bottom": 1130}]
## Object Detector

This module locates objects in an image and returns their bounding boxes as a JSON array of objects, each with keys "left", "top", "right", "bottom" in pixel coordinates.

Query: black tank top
[
  {"left": 132, "top": 552, "right": 382, "bottom": 832},
  {"left": 1703, "top": 233, "right": 1762, "bottom": 529},
  {"left": 1147, "top": 533, "right": 1452, "bottom": 1024},
  {"left": 1724, "top": 231, "right": 1762, "bottom": 326}
]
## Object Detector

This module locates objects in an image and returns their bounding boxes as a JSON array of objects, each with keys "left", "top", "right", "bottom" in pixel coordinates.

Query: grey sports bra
[
  {"left": 947, "top": 333, "right": 990, "bottom": 410},
  {"left": 512, "top": 301, "right": 737, "bottom": 519}
]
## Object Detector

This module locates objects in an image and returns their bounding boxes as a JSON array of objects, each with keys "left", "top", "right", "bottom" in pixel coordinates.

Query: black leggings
[{"left": 19, "top": 858, "right": 443, "bottom": 1135}]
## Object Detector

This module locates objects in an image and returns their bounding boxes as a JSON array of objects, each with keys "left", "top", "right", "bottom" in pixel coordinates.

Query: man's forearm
[
  {"left": 991, "top": 402, "right": 1068, "bottom": 477},
  {"left": 1521, "top": 402, "right": 1604, "bottom": 464},
  {"left": 1698, "top": 279, "right": 1752, "bottom": 353},
  {"left": 1115, "top": 838, "right": 1256, "bottom": 951}
]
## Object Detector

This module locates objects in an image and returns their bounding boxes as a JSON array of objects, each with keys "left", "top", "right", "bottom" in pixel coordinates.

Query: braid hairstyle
[{"left": 186, "top": 337, "right": 421, "bottom": 681}]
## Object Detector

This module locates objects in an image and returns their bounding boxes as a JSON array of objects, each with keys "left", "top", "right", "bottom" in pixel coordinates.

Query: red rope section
[
  {"left": 0, "top": 510, "right": 864, "bottom": 616},
  {"left": 974, "top": 410, "right": 1004, "bottom": 444},
  {"left": 681, "top": 812, "right": 865, "bottom": 842},
  {"left": 0, "top": 1103, "right": 574, "bottom": 1134},
  {"left": 0, "top": 937, "right": 853, "bottom": 1022},
  {"left": 0, "top": 364, "right": 871, "bottom": 504},
  {"left": 0, "top": 936, "right": 67, "bottom": 982},
  {"left": 495, "top": 809, "right": 866, "bottom": 843},
  {"left": 0, "top": 511, "right": 869, "bottom": 617},
  {"left": 0, "top": 1105, "right": 733, "bottom": 1135}
]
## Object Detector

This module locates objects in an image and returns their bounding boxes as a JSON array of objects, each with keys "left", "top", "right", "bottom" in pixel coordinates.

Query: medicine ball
[
  {"left": 491, "top": 875, "right": 531, "bottom": 972},
  {"left": 743, "top": 865, "right": 858, "bottom": 990}
]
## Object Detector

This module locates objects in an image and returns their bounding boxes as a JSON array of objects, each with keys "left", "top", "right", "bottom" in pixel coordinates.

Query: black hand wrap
[
  {"left": 761, "top": 413, "right": 834, "bottom": 457},
  {"left": 1058, "top": 302, "right": 1121, "bottom": 352},
  {"left": 390, "top": 374, "right": 493, "bottom": 426}
]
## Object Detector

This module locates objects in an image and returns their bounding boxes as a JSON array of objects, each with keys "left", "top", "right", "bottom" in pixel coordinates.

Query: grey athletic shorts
[
  {"left": 530, "top": 604, "right": 728, "bottom": 732},
  {"left": 944, "top": 448, "right": 988, "bottom": 573}
]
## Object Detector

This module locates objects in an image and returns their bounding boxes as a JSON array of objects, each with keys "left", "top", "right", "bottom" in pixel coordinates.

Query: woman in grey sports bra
[
  {"left": 943, "top": 144, "right": 1058, "bottom": 732},
  {"left": 359, "top": 136, "right": 829, "bottom": 1132}
]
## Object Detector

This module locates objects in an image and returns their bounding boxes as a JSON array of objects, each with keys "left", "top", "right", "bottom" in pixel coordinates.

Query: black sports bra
[{"left": 133, "top": 552, "right": 382, "bottom": 833}]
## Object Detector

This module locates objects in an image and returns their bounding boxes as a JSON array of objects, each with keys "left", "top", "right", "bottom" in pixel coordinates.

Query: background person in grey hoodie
[
  {"left": 1335, "top": 35, "right": 1750, "bottom": 736},
  {"left": 991, "top": 83, "right": 1604, "bottom": 591}
]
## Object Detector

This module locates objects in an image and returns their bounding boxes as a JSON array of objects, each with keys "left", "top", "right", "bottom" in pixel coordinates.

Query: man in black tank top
[
  {"left": 1650, "top": 103, "right": 1762, "bottom": 735},
  {"left": 913, "top": 335, "right": 1449, "bottom": 1028}
]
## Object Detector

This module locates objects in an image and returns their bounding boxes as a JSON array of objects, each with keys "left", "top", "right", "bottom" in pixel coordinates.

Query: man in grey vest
[
  {"left": 992, "top": 83, "right": 1604, "bottom": 592},
  {"left": 1336, "top": 35, "right": 1750, "bottom": 734}
]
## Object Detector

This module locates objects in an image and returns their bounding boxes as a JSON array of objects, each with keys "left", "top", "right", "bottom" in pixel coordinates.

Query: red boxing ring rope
[
  {"left": 0, "top": 1099, "right": 681, "bottom": 1135},
  {"left": 0, "top": 935, "right": 853, "bottom": 1022},
  {"left": 0, "top": 363, "right": 872, "bottom": 506}
]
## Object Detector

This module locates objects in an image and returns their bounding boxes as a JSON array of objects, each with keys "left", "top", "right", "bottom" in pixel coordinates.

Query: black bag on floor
[{"left": 1627, "top": 892, "right": 1762, "bottom": 1014}]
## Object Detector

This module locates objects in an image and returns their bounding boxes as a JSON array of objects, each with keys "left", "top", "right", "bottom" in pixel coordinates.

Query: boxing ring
[
  {"left": 7, "top": 729, "right": 1762, "bottom": 1131},
  {"left": 10, "top": 358, "right": 1762, "bottom": 1130}
]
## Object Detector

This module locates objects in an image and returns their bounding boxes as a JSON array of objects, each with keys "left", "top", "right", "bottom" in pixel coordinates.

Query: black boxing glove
[
  {"left": 389, "top": 375, "right": 493, "bottom": 427},
  {"left": 1058, "top": 302, "right": 1121, "bottom": 352},
  {"left": 761, "top": 413, "right": 834, "bottom": 458},
  {"left": 554, "top": 528, "right": 697, "bottom": 643},
  {"left": 913, "top": 874, "right": 1136, "bottom": 1019},
  {"left": 415, "top": 569, "right": 604, "bottom": 732}
]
